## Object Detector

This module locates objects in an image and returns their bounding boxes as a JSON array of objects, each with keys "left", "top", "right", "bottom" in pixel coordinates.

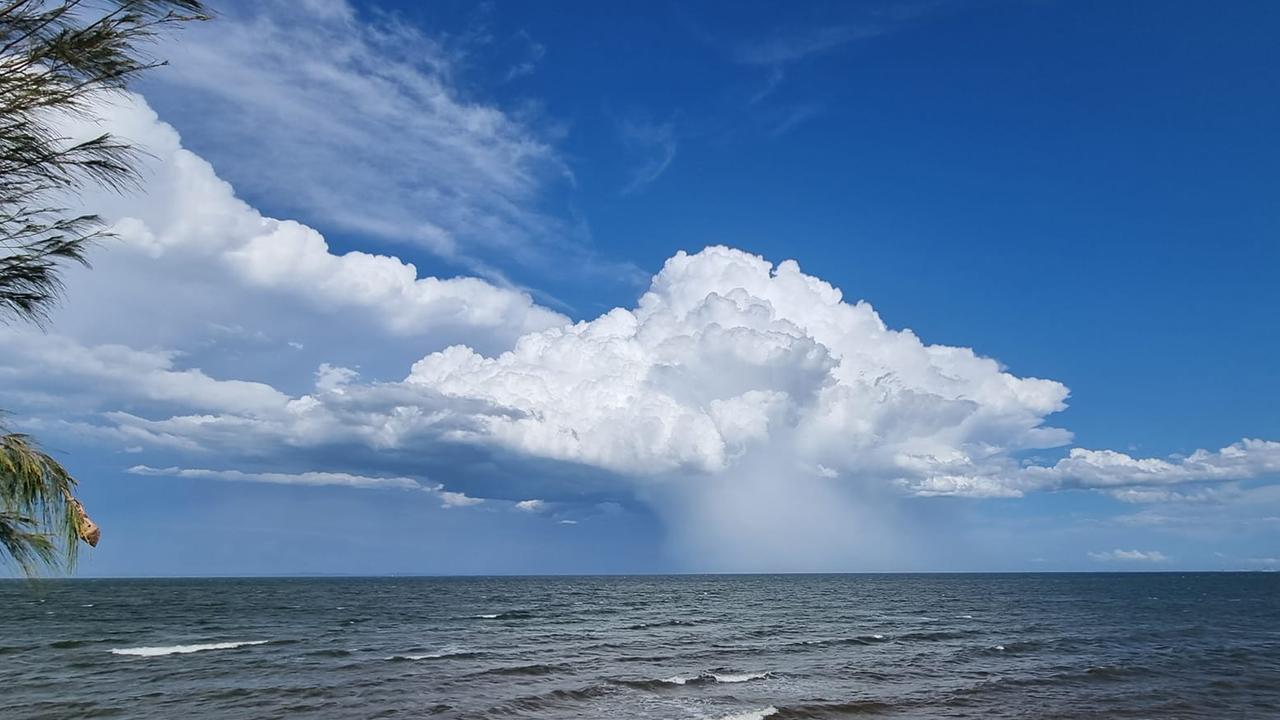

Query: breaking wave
[
  {"left": 110, "top": 640, "right": 270, "bottom": 657},
  {"left": 711, "top": 708, "right": 777, "bottom": 720},
  {"left": 625, "top": 670, "right": 772, "bottom": 689}
]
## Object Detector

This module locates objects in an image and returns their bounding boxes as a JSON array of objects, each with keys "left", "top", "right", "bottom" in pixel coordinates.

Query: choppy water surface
[{"left": 3, "top": 574, "right": 1279, "bottom": 719}]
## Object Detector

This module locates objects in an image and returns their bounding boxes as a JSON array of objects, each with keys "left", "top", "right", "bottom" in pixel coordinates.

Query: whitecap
[
  {"left": 661, "top": 671, "right": 769, "bottom": 685},
  {"left": 110, "top": 640, "right": 269, "bottom": 657},
  {"left": 712, "top": 707, "right": 778, "bottom": 720},
  {"left": 473, "top": 614, "right": 500, "bottom": 619},
  {"left": 711, "top": 671, "right": 770, "bottom": 683},
  {"left": 386, "top": 653, "right": 444, "bottom": 661},
  {"left": 992, "top": 645, "right": 1006, "bottom": 651},
  {"left": 385, "top": 649, "right": 466, "bottom": 661}
]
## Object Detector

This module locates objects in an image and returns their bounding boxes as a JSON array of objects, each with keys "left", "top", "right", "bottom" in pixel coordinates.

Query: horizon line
[{"left": 5, "top": 569, "right": 1276, "bottom": 581}]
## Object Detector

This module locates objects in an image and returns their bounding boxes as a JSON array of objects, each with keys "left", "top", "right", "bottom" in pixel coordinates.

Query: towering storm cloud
[
  {"left": 409, "top": 246, "right": 1073, "bottom": 479},
  {"left": 2, "top": 89, "right": 1275, "bottom": 571},
  {"left": 397, "top": 248, "right": 1280, "bottom": 565}
]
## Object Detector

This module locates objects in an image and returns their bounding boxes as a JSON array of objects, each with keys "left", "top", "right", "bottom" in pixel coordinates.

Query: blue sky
[{"left": 2, "top": 0, "right": 1277, "bottom": 575}]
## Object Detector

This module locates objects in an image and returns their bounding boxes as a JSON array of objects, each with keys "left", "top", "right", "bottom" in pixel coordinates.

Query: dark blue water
[{"left": 3, "top": 574, "right": 1279, "bottom": 719}]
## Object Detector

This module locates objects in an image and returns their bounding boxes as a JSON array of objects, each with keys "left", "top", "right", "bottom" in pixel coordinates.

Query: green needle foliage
[
  {"left": 0, "top": 0, "right": 208, "bottom": 575},
  {"left": 0, "top": 432, "right": 83, "bottom": 576}
]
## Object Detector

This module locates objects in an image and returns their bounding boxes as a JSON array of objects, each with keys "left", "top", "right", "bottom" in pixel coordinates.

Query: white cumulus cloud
[
  {"left": 908, "top": 439, "right": 1280, "bottom": 498},
  {"left": 0, "top": 79, "right": 1274, "bottom": 569},
  {"left": 406, "top": 245, "right": 1074, "bottom": 484},
  {"left": 434, "top": 486, "right": 485, "bottom": 509},
  {"left": 17, "top": 227, "right": 1278, "bottom": 568},
  {"left": 92, "top": 94, "right": 566, "bottom": 343}
]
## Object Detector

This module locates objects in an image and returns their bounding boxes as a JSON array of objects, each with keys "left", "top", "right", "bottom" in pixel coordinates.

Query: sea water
[{"left": 3, "top": 573, "right": 1278, "bottom": 718}]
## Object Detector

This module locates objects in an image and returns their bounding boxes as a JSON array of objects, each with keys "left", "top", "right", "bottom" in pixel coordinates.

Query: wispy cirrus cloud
[
  {"left": 618, "top": 117, "right": 678, "bottom": 195},
  {"left": 142, "top": 0, "right": 630, "bottom": 290},
  {"left": 502, "top": 30, "right": 547, "bottom": 82},
  {"left": 721, "top": 1, "right": 948, "bottom": 105},
  {"left": 767, "top": 103, "right": 825, "bottom": 138},
  {"left": 733, "top": 23, "right": 886, "bottom": 67}
]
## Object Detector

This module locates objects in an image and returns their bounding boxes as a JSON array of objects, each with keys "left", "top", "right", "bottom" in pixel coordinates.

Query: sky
[{"left": 2, "top": 0, "right": 1277, "bottom": 575}]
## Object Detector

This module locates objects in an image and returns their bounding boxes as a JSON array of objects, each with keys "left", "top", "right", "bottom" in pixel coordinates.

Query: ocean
[{"left": 3, "top": 573, "right": 1278, "bottom": 719}]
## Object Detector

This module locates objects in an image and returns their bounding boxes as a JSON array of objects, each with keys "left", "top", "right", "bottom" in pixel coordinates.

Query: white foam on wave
[
  {"left": 711, "top": 671, "right": 770, "bottom": 683},
  {"left": 110, "top": 640, "right": 269, "bottom": 657},
  {"left": 473, "top": 614, "right": 500, "bottom": 619},
  {"left": 992, "top": 645, "right": 1006, "bottom": 651},
  {"left": 387, "top": 653, "right": 444, "bottom": 661},
  {"left": 385, "top": 649, "right": 466, "bottom": 661},
  {"left": 663, "top": 671, "right": 770, "bottom": 685},
  {"left": 712, "top": 707, "right": 778, "bottom": 720}
]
